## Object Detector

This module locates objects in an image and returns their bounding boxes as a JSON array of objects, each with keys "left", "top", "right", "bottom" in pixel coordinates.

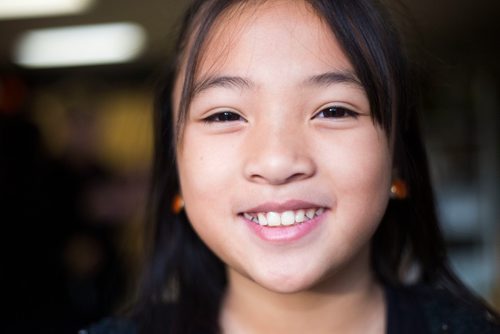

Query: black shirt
[{"left": 83, "top": 284, "right": 500, "bottom": 334}]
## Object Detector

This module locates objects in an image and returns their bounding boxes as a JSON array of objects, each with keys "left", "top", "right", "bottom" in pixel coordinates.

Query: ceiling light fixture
[
  {"left": 0, "top": 0, "right": 94, "bottom": 20},
  {"left": 14, "top": 22, "right": 147, "bottom": 68}
]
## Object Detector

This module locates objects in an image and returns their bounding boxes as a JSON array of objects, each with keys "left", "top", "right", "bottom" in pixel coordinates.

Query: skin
[{"left": 175, "top": 1, "right": 392, "bottom": 333}]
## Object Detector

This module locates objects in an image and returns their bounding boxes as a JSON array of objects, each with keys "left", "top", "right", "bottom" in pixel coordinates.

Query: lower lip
[{"left": 242, "top": 211, "right": 326, "bottom": 243}]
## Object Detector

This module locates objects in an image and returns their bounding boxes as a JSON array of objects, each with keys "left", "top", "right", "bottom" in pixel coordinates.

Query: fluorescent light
[
  {"left": 0, "top": 0, "right": 94, "bottom": 19},
  {"left": 14, "top": 22, "right": 147, "bottom": 68}
]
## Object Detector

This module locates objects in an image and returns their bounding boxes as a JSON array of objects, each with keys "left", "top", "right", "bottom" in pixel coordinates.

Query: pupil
[
  {"left": 222, "top": 112, "right": 237, "bottom": 121},
  {"left": 328, "top": 107, "right": 342, "bottom": 117},
  {"left": 328, "top": 107, "right": 344, "bottom": 117}
]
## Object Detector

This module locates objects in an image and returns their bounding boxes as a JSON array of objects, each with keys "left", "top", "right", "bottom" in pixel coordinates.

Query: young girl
[{"left": 85, "top": 0, "right": 500, "bottom": 333}]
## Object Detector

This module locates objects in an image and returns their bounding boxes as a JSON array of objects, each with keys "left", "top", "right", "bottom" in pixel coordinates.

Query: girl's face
[{"left": 175, "top": 1, "right": 392, "bottom": 293}]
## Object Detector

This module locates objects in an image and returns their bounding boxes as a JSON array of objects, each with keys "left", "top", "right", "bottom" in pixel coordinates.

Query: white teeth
[
  {"left": 257, "top": 213, "right": 268, "bottom": 226},
  {"left": 295, "top": 209, "right": 305, "bottom": 223},
  {"left": 244, "top": 213, "right": 254, "bottom": 221},
  {"left": 243, "top": 207, "right": 325, "bottom": 227},
  {"left": 281, "top": 211, "right": 295, "bottom": 226},
  {"left": 267, "top": 212, "right": 281, "bottom": 226}
]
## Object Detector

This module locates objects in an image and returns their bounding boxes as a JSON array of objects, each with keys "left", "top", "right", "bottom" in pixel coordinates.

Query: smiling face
[{"left": 174, "top": 1, "right": 392, "bottom": 293}]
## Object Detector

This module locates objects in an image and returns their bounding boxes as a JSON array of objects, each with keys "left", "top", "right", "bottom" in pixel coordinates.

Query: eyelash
[
  {"left": 202, "top": 111, "right": 245, "bottom": 123},
  {"left": 313, "top": 106, "right": 360, "bottom": 119}
]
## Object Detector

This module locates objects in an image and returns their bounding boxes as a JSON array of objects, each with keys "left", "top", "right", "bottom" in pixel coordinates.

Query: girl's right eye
[{"left": 203, "top": 111, "right": 245, "bottom": 123}]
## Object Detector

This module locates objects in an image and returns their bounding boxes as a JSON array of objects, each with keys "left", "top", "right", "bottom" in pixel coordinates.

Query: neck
[{"left": 220, "top": 248, "right": 386, "bottom": 334}]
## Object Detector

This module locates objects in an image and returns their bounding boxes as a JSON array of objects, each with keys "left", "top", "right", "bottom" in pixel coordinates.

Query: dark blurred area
[
  {"left": 1, "top": 76, "right": 152, "bottom": 332},
  {"left": 0, "top": 0, "right": 499, "bottom": 333}
]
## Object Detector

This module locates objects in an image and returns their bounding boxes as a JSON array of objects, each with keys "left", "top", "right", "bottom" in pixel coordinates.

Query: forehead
[{"left": 195, "top": 0, "right": 353, "bottom": 81}]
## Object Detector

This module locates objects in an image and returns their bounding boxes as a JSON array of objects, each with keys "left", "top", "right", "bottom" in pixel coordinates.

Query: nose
[{"left": 243, "top": 120, "right": 316, "bottom": 185}]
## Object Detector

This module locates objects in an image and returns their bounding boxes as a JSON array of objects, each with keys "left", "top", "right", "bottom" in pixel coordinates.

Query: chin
[{"left": 252, "top": 269, "right": 322, "bottom": 294}]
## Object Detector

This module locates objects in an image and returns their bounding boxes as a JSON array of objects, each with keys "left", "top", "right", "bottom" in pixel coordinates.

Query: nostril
[
  {"left": 245, "top": 159, "right": 317, "bottom": 184},
  {"left": 242, "top": 133, "right": 316, "bottom": 185},
  {"left": 286, "top": 172, "right": 310, "bottom": 183}
]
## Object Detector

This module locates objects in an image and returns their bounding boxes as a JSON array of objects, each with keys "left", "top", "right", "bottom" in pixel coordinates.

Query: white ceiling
[{"left": 0, "top": 0, "right": 189, "bottom": 71}]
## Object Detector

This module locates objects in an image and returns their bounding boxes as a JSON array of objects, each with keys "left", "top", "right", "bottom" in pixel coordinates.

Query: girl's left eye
[{"left": 313, "top": 106, "right": 359, "bottom": 119}]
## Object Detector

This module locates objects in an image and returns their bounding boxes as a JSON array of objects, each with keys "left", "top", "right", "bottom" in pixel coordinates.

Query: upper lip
[{"left": 242, "top": 199, "right": 325, "bottom": 214}]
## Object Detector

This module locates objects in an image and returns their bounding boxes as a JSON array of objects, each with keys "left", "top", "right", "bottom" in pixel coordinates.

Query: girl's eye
[
  {"left": 314, "top": 106, "right": 359, "bottom": 119},
  {"left": 203, "top": 111, "right": 244, "bottom": 123}
]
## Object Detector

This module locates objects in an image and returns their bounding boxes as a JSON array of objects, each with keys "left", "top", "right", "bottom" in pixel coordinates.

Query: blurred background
[{"left": 0, "top": 0, "right": 498, "bottom": 332}]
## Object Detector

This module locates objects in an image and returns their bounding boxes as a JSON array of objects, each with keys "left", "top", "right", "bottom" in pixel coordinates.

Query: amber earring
[
  {"left": 171, "top": 194, "right": 185, "bottom": 214},
  {"left": 390, "top": 178, "right": 408, "bottom": 200}
]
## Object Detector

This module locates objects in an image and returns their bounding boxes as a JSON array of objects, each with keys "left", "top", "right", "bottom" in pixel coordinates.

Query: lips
[{"left": 240, "top": 201, "right": 327, "bottom": 242}]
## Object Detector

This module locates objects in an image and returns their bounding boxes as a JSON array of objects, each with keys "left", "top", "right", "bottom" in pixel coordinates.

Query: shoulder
[
  {"left": 394, "top": 284, "right": 500, "bottom": 334},
  {"left": 80, "top": 303, "right": 175, "bottom": 334},
  {"left": 79, "top": 317, "right": 137, "bottom": 334}
]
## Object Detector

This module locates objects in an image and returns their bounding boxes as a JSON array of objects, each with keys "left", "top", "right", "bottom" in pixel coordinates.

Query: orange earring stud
[
  {"left": 172, "top": 194, "right": 185, "bottom": 214},
  {"left": 390, "top": 178, "right": 408, "bottom": 200}
]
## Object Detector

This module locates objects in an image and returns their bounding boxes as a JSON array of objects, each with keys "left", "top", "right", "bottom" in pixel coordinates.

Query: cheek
[
  {"left": 178, "top": 129, "right": 238, "bottom": 196},
  {"left": 176, "top": 128, "right": 242, "bottom": 247},
  {"left": 319, "top": 125, "right": 391, "bottom": 190},
  {"left": 341, "top": 143, "right": 391, "bottom": 205},
  {"left": 317, "top": 127, "right": 392, "bottom": 234}
]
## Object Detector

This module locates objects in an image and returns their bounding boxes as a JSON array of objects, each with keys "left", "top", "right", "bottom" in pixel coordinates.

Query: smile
[{"left": 242, "top": 208, "right": 325, "bottom": 227}]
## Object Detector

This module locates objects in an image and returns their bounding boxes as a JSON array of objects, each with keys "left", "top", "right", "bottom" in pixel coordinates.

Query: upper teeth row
[{"left": 243, "top": 208, "right": 325, "bottom": 227}]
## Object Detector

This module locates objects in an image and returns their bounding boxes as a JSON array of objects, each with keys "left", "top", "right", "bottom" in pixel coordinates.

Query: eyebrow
[
  {"left": 193, "top": 75, "right": 254, "bottom": 96},
  {"left": 305, "top": 70, "right": 363, "bottom": 88}
]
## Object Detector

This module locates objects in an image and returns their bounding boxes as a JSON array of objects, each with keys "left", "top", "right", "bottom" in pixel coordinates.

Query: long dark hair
[{"left": 131, "top": 0, "right": 498, "bottom": 332}]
